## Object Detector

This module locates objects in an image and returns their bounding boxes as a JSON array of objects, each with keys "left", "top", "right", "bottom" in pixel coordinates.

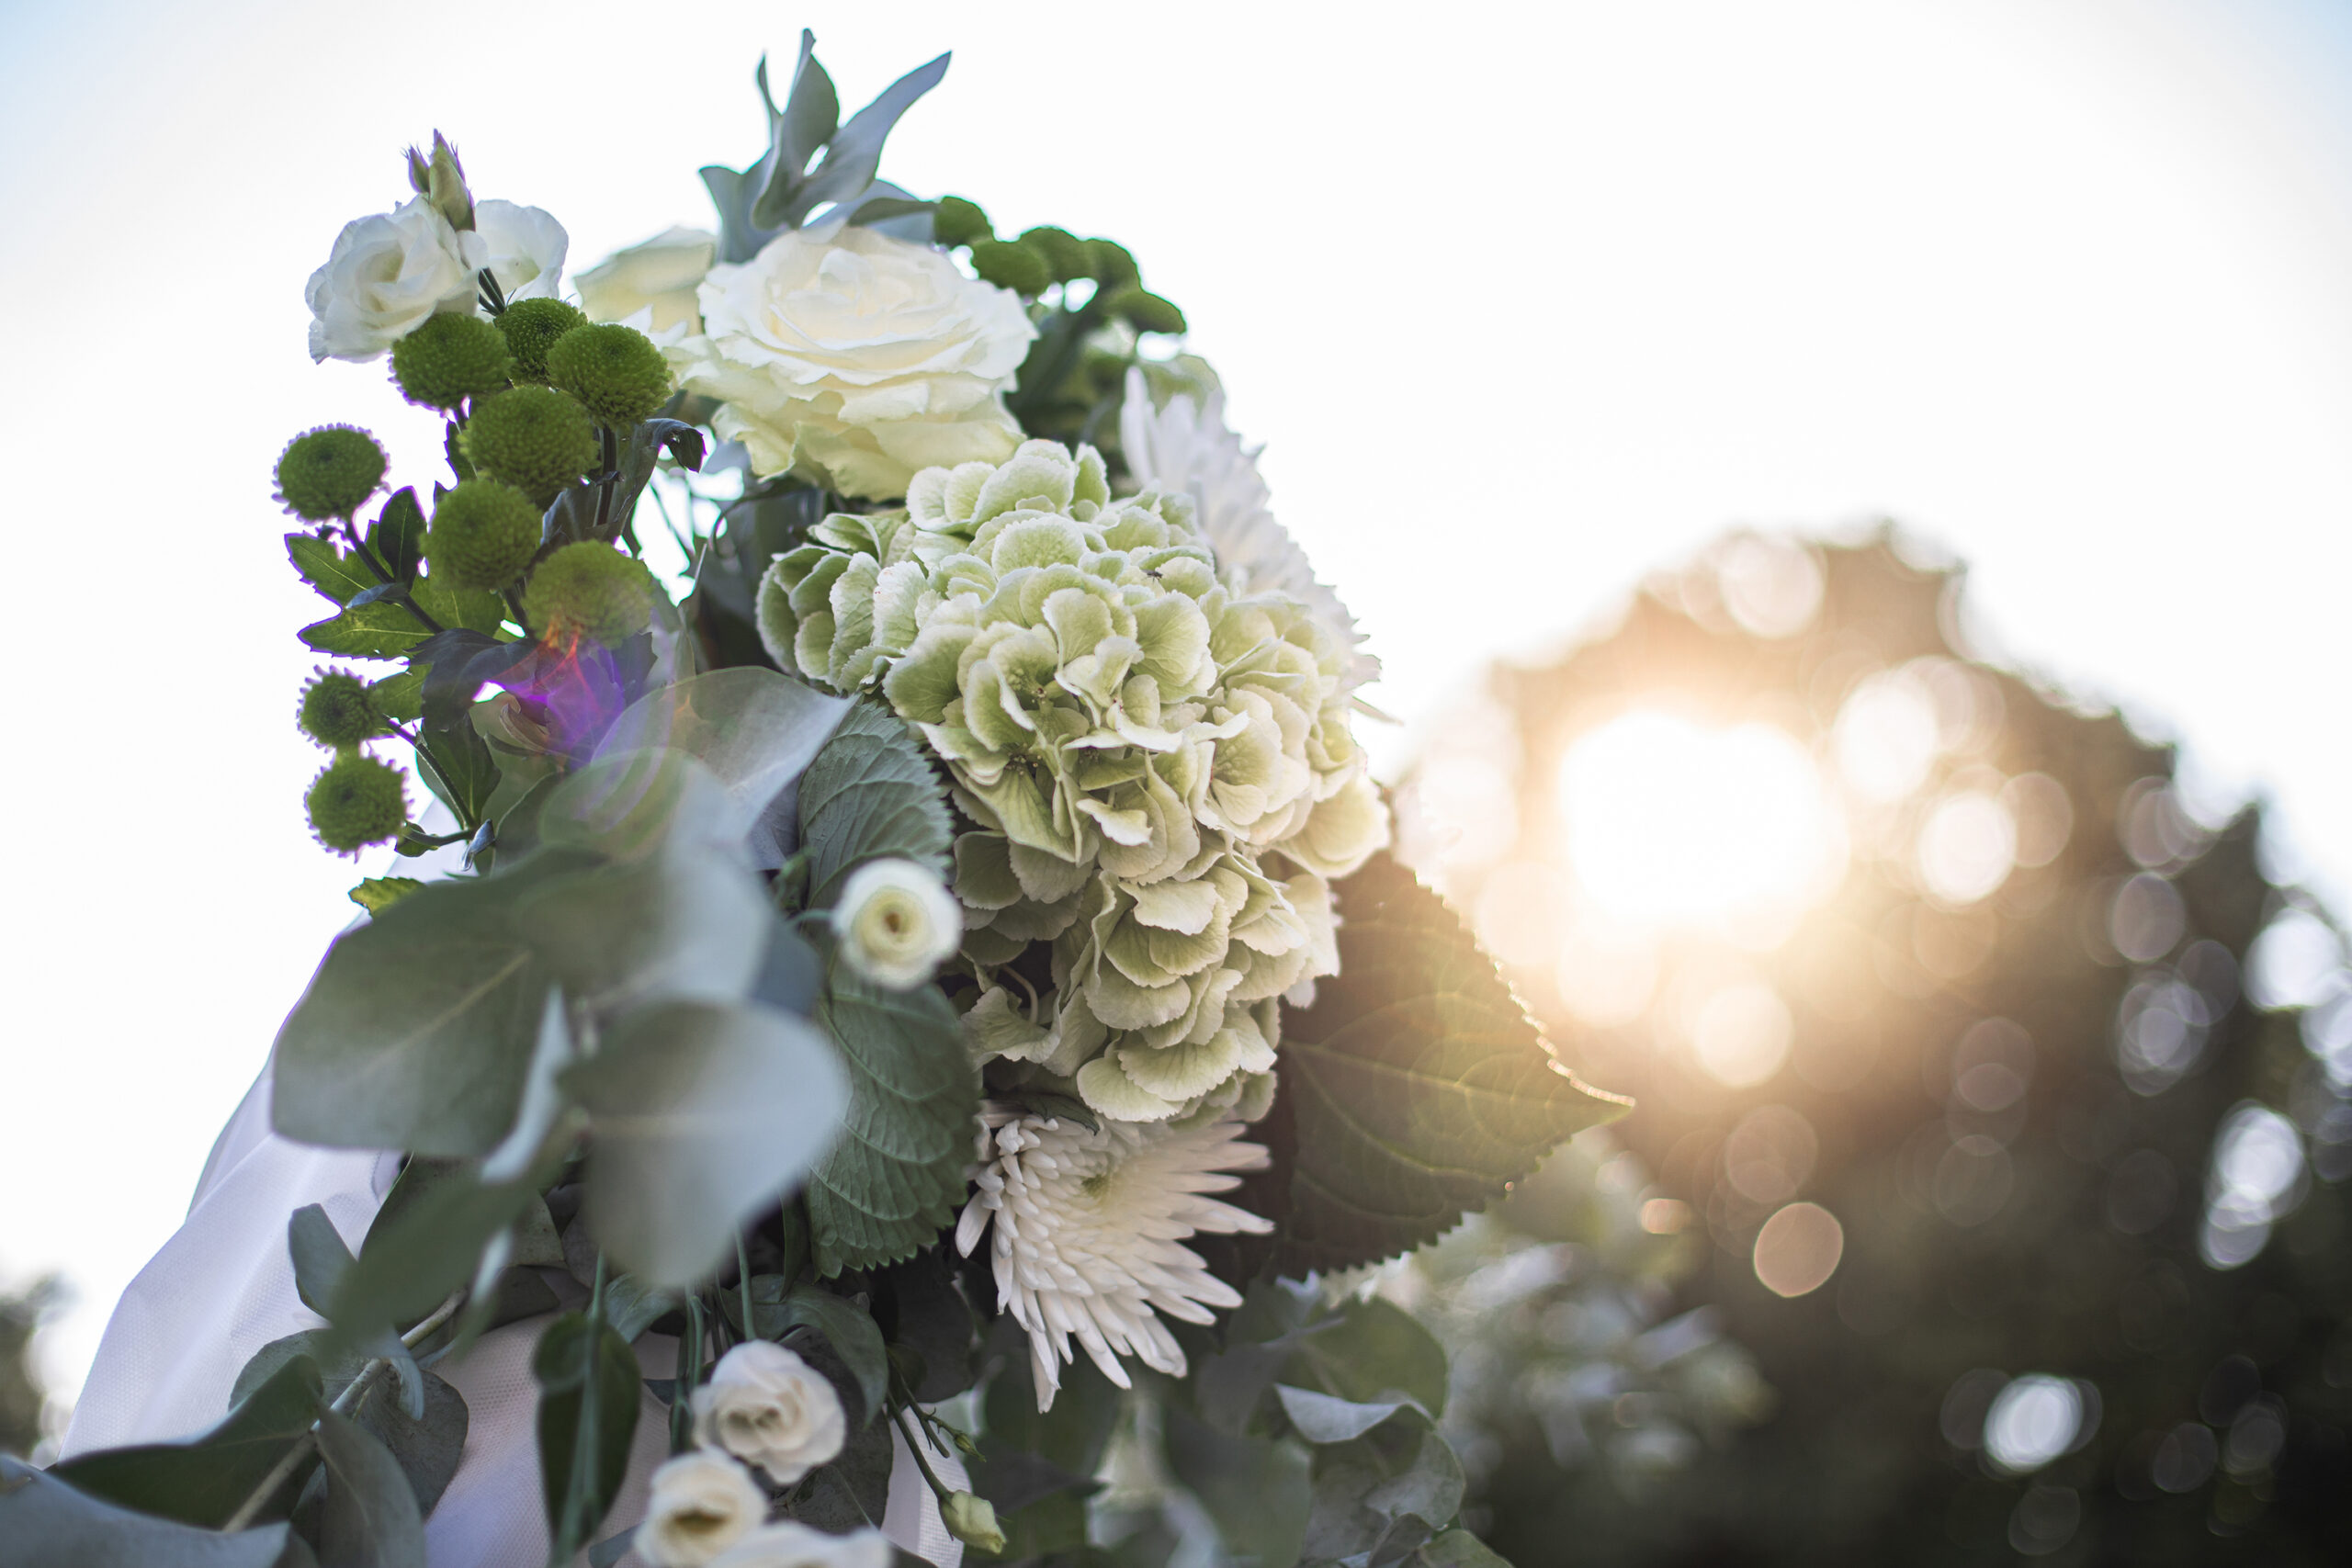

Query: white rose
[
  {"left": 305, "top": 196, "right": 486, "bottom": 363},
  {"left": 636, "top": 1450, "right": 767, "bottom": 1568},
  {"left": 670, "top": 221, "right": 1036, "bottom": 499},
  {"left": 833, "top": 858, "right": 962, "bottom": 990},
  {"left": 707, "top": 1523, "right": 894, "bottom": 1568},
  {"left": 474, "top": 198, "right": 569, "bottom": 302},
  {"left": 579, "top": 226, "right": 718, "bottom": 333},
  {"left": 690, "top": 1340, "right": 846, "bottom": 1485}
]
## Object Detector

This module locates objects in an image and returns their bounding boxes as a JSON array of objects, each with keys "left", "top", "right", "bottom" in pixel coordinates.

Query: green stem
[
  {"left": 594, "top": 427, "right": 620, "bottom": 537},
  {"left": 219, "top": 1291, "right": 464, "bottom": 1533},
  {"left": 736, "top": 1231, "right": 757, "bottom": 1340},
  {"left": 891, "top": 1406, "right": 955, "bottom": 1504},
  {"left": 336, "top": 520, "right": 447, "bottom": 637}
]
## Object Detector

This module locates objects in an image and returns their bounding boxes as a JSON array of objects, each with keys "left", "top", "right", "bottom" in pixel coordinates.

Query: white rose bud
[
  {"left": 833, "top": 858, "right": 961, "bottom": 990},
  {"left": 942, "top": 1491, "right": 1007, "bottom": 1554},
  {"left": 578, "top": 226, "right": 719, "bottom": 334},
  {"left": 636, "top": 1450, "right": 767, "bottom": 1568},
  {"left": 707, "top": 1522, "right": 895, "bottom": 1568},
  {"left": 473, "top": 198, "right": 569, "bottom": 303},
  {"left": 669, "top": 220, "right": 1036, "bottom": 498},
  {"left": 690, "top": 1340, "right": 847, "bottom": 1486},
  {"left": 305, "top": 196, "right": 487, "bottom": 363}
]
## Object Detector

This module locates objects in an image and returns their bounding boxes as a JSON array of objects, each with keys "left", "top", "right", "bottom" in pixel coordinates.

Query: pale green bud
[
  {"left": 941, "top": 1493, "right": 1006, "bottom": 1555},
  {"left": 407, "top": 130, "right": 474, "bottom": 231}
]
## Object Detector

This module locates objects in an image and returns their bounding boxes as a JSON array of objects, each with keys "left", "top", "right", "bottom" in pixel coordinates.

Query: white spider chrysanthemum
[
  {"left": 956, "top": 1104, "right": 1274, "bottom": 1410},
  {"left": 1118, "top": 367, "right": 1377, "bottom": 693}
]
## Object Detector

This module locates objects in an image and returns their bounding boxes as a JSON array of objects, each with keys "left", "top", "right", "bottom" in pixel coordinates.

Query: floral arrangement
[{"left": 10, "top": 36, "right": 1623, "bottom": 1568}]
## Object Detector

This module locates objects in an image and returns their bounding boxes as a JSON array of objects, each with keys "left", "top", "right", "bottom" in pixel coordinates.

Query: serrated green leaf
[
  {"left": 49, "top": 1356, "right": 324, "bottom": 1529},
  {"left": 805, "top": 965, "right": 978, "bottom": 1276},
  {"left": 271, "top": 852, "right": 594, "bottom": 1156},
  {"left": 0, "top": 1456, "right": 308, "bottom": 1568},
  {"left": 563, "top": 998, "right": 849, "bottom": 1289},
  {"left": 300, "top": 601, "right": 435, "bottom": 660},
  {"left": 1272, "top": 854, "right": 1631, "bottom": 1277},
  {"left": 409, "top": 573, "right": 507, "bottom": 636},
  {"left": 288, "top": 533, "right": 377, "bottom": 606},
  {"left": 369, "top": 669, "right": 424, "bottom": 723},
  {"left": 796, "top": 696, "right": 953, "bottom": 910}
]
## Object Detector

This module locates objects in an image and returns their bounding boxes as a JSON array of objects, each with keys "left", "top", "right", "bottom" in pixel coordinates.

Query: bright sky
[{"left": 5, "top": 0, "right": 2351, "bottom": 1404}]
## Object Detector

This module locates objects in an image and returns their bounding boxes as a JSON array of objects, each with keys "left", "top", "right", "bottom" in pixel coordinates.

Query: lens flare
[{"left": 1557, "top": 713, "right": 1839, "bottom": 930}]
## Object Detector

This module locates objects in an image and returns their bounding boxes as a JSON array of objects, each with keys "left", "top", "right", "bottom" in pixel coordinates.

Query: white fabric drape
[{"left": 63, "top": 1063, "right": 967, "bottom": 1567}]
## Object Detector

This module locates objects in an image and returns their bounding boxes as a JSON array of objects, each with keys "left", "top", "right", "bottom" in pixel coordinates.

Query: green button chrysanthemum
[
  {"left": 459, "top": 387, "right": 598, "bottom": 506},
  {"left": 425, "top": 479, "right": 540, "bottom": 590},
  {"left": 275, "top": 425, "right": 387, "bottom": 521},
  {"left": 390, "top": 310, "right": 514, "bottom": 411},
  {"left": 522, "top": 540, "right": 657, "bottom": 647},
  {"left": 495, "top": 296, "right": 589, "bottom": 383},
  {"left": 306, "top": 752, "right": 408, "bottom": 855},
  {"left": 544, "top": 322, "right": 671, "bottom": 428},
  {"left": 297, "top": 668, "right": 385, "bottom": 749}
]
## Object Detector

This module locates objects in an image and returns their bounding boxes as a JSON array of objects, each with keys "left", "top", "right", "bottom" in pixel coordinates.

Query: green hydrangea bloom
[
  {"left": 390, "top": 310, "right": 513, "bottom": 411},
  {"left": 523, "top": 540, "right": 658, "bottom": 647},
  {"left": 755, "top": 438, "right": 1389, "bottom": 1124},
  {"left": 459, "top": 387, "right": 598, "bottom": 506}
]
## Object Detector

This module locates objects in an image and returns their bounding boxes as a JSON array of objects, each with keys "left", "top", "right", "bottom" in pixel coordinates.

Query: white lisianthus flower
[
  {"left": 1119, "top": 367, "right": 1377, "bottom": 694},
  {"left": 577, "top": 226, "right": 718, "bottom": 333},
  {"left": 834, "top": 858, "right": 962, "bottom": 990},
  {"left": 707, "top": 1523, "right": 895, "bottom": 1568},
  {"left": 636, "top": 1450, "right": 768, "bottom": 1568},
  {"left": 473, "top": 198, "right": 568, "bottom": 301},
  {"left": 690, "top": 1341, "right": 847, "bottom": 1485},
  {"left": 670, "top": 221, "right": 1036, "bottom": 499},
  {"left": 305, "top": 196, "right": 486, "bottom": 363},
  {"left": 956, "top": 1106, "right": 1274, "bottom": 1410}
]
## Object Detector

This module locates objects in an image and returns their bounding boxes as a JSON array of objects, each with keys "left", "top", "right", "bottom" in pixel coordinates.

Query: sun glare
[{"left": 1557, "top": 712, "right": 1840, "bottom": 930}]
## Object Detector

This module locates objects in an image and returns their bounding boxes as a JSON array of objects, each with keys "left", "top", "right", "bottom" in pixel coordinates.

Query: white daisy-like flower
[
  {"left": 1118, "top": 367, "right": 1378, "bottom": 693},
  {"left": 955, "top": 1104, "right": 1274, "bottom": 1410}
]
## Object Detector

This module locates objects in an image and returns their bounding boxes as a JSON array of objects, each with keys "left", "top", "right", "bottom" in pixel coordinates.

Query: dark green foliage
[{"left": 532, "top": 1311, "right": 640, "bottom": 1562}]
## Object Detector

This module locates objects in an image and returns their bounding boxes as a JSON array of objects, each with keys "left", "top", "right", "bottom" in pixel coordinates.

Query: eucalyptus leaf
[
  {"left": 595, "top": 667, "right": 851, "bottom": 866},
  {"left": 749, "top": 916, "right": 823, "bottom": 1017},
  {"left": 795, "top": 696, "right": 952, "bottom": 909},
  {"left": 805, "top": 967, "right": 978, "bottom": 1276},
  {"left": 514, "top": 839, "right": 770, "bottom": 1016},
  {"left": 315, "top": 1410, "right": 426, "bottom": 1568},
  {"left": 334, "top": 1165, "right": 547, "bottom": 1344},
  {"left": 50, "top": 1355, "right": 324, "bottom": 1529},
  {"left": 1275, "top": 1384, "right": 1406, "bottom": 1446},
  {"left": 597, "top": 1274, "right": 683, "bottom": 1345},
  {"left": 1282, "top": 1297, "right": 1450, "bottom": 1419},
  {"left": 562, "top": 998, "right": 849, "bottom": 1289},
  {"left": 288, "top": 1204, "right": 356, "bottom": 1320},
  {"left": 1300, "top": 1407, "right": 1464, "bottom": 1565},
  {"left": 271, "top": 852, "right": 594, "bottom": 1156},
  {"left": 0, "top": 1456, "right": 311, "bottom": 1568},
  {"left": 1161, "top": 1404, "right": 1311, "bottom": 1568},
  {"left": 533, "top": 1312, "right": 641, "bottom": 1562},
  {"left": 1272, "top": 854, "right": 1631, "bottom": 1275}
]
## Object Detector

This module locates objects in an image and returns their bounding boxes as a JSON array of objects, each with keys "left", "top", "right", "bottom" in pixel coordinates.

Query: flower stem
[
  {"left": 736, "top": 1230, "right": 757, "bottom": 1340},
  {"left": 890, "top": 1406, "right": 955, "bottom": 1505},
  {"left": 219, "top": 1291, "right": 464, "bottom": 1533}
]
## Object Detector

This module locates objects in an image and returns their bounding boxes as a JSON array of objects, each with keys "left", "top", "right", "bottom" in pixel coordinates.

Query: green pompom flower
[
  {"left": 544, "top": 322, "right": 671, "bottom": 428},
  {"left": 297, "top": 668, "right": 385, "bottom": 749},
  {"left": 458, "top": 387, "right": 598, "bottom": 506},
  {"left": 968, "top": 239, "right": 1049, "bottom": 297},
  {"left": 1018, "top": 226, "right": 1089, "bottom": 283},
  {"left": 425, "top": 478, "right": 541, "bottom": 590},
  {"left": 306, "top": 752, "right": 408, "bottom": 856},
  {"left": 523, "top": 540, "right": 656, "bottom": 647},
  {"left": 933, "top": 196, "right": 991, "bottom": 247},
  {"left": 275, "top": 426, "right": 387, "bottom": 521},
  {"left": 496, "top": 297, "right": 590, "bottom": 383},
  {"left": 1101, "top": 286, "right": 1185, "bottom": 335},
  {"left": 390, "top": 310, "right": 514, "bottom": 411}
]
